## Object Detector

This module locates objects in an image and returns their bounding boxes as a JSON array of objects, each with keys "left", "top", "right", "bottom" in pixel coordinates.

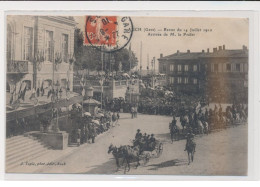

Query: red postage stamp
[
  {"left": 85, "top": 16, "right": 133, "bottom": 53},
  {"left": 85, "top": 16, "right": 118, "bottom": 47}
]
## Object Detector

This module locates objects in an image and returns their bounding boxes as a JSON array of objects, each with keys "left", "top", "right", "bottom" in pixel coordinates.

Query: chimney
[
  {"left": 242, "top": 45, "right": 247, "bottom": 51},
  {"left": 219, "top": 46, "right": 222, "bottom": 50},
  {"left": 202, "top": 50, "right": 205, "bottom": 53},
  {"left": 187, "top": 50, "right": 190, "bottom": 53},
  {"left": 213, "top": 48, "right": 217, "bottom": 53},
  {"left": 160, "top": 53, "right": 163, "bottom": 58},
  {"left": 223, "top": 45, "right": 225, "bottom": 50},
  {"left": 207, "top": 48, "right": 210, "bottom": 53},
  {"left": 177, "top": 50, "right": 180, "bottom": 55}
]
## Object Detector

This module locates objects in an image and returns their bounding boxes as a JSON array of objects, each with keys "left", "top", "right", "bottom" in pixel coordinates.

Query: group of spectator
[{"left": 69, "top": 104, "right": 120, "bottom": 146}]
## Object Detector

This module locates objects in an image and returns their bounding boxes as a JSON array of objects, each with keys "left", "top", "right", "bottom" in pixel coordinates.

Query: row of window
[
  {"left": 170, "top": 64, "right": 197, "bottom": 72},
  {"left": 169, "top": 77, "right": 198, "bottom": 84},
  {"left": 7, "top": 26, "right": 69, "bottom": 62},
  {"left": 168, "top": 63, "right": 246, "bottom": 73},
  {"left": 210, "top": 63, "right": 244, "bottom": 72}
]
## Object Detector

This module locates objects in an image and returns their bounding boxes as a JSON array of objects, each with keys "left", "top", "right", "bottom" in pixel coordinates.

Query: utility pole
[
  {"left": 153, "top": 57, "right": 156, "bottom": 75},
  {"left": 147, "top": 53, "right": 149, "bottom": 75},
  {"left": 140, "top": 41, "right": 142, "bottom": 77}
]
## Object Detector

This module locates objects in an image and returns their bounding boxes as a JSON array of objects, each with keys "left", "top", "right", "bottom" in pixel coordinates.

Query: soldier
[{"left": 184, "top": 132, "right": 196, "bottom": 152}]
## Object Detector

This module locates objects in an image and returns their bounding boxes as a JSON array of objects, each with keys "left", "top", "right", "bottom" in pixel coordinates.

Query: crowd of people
[
  {"left": 138, "top": 87, "right": 205, "bottom": 117},
  {"left": 69, "top": 104, "right": 120, "bottom": 146}
]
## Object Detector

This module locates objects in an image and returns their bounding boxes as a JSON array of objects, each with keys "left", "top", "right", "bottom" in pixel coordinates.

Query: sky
[{"left": 74, "top": 16, "right": 249, "bottom": 70}]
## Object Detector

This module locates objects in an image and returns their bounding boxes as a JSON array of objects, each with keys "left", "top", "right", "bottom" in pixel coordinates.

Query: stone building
[
  {"left": 6, "top": 16, "right": 76, "bottom": 102},
  {"left": 158, "top": 45, "right": 248, "bottom": 102}
]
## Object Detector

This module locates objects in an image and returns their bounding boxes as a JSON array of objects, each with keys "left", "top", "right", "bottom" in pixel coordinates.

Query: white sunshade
[
  {"left": 83, "top": 112, "right": 91, "bottom": 117},
  {"left": 92, "top": 119, "right": 100, "bottom": 125}
]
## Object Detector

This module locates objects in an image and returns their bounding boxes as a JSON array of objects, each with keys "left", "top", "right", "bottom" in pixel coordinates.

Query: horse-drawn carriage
[
  {"left": 108, "top": 138, "right": 163, "bottom": 174},
  {"left": 133, "top": 138, "right": 164, "bottom": 160}
]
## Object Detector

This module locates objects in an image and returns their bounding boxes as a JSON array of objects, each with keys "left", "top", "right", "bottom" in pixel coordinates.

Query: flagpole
[{"left": 140, "top": 41, "right": 142, "bottom": 78}]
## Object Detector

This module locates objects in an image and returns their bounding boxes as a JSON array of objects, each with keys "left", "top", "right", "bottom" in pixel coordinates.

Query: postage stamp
[{"left": 85, "top": 16, "right": 133, "bottom": 53}]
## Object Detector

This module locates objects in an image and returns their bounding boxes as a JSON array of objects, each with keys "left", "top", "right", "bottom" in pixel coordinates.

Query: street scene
[{"left": 6, "top": 15, "right": 248, "bottom": 175}]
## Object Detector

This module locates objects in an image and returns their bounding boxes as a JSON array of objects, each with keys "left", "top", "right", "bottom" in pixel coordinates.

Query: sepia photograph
[{"left": 5, "top": 15, "right": 248, "bottom": 176}]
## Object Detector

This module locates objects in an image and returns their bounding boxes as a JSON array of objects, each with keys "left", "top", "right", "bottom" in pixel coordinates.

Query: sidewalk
[{"left": 7, "top": 118, "right": 121, "bottom": 173}]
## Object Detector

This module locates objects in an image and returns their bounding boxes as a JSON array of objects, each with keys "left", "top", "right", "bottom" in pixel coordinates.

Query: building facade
[
  {"left": 6, "top": 16, "right": 76, "bottom": 104},
  {"left": 158, "top": 45, "right": 248, "bottom": 102}
]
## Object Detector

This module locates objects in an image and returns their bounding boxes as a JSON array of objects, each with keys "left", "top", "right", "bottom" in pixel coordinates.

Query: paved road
[{"left": 35, "top": 113, "right": 247, "bottom": 175}]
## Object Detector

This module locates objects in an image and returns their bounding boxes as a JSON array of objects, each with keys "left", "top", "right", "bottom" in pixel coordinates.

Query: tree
[
  {"left": 113, "top": 48, "right": 138, "bottom": 73},
  {"left": 74, "top": 28, "right": 138, "bottom": 73}
]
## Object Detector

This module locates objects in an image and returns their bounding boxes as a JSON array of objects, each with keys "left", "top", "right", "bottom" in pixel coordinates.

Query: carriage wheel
[{"left": 143, "top": 153, "right": 150, "bottom": 165}]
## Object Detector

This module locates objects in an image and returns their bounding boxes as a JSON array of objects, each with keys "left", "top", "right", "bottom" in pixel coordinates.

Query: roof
[{"left": 159, "top": 49, "right": 248, "bottom": 61}]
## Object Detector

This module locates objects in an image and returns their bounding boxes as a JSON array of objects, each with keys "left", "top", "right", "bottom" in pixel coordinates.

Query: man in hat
[
  {"left": 134, "top": 129, "right": 142, "bottom": 147},
  {"left": 148, "top": 134, "right": 156, "bottom": 150},
  {"left": 135, "top": 129, "right": 142, "bottom": 140}
]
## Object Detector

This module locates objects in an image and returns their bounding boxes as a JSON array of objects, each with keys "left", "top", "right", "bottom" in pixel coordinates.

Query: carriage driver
[
  {"left": 135, "top": 129, "right": 142, "bottom": 140},
  {"left": 134, "top": 129, "right": 142, "bottom": 147},
  {"left": 184, "top": 132, "right": 196, "bottom": 152}
]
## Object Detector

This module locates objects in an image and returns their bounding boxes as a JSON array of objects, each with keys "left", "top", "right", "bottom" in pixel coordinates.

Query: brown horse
[
  {"left": 121, "top": 145, "right": 141, "bottom": 174},
  {"left": 108, "top": 144, "right": 125, "bottom": 171},
  {"left": 186, "top": 140, "right": 196, "bottom": 165}
]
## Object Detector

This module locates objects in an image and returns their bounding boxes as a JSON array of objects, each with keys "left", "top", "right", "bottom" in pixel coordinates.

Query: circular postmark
[{"left": 85, "top": 16, "right": 133, "bottom": 53}]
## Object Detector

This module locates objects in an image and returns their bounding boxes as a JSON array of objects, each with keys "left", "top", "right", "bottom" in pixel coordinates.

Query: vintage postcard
[{"left": 5, "top": 15, "right": 248, "bottom": 176}]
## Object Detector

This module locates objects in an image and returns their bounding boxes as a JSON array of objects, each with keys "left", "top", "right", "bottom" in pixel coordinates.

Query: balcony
[{"left": 7, "top": 60, "right": 29, "bottom": 73}]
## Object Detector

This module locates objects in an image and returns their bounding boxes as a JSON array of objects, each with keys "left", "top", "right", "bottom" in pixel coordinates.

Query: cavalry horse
[
  {"left": 186, "top": 139, "right": 196, "bottom": 165},
  {"left": 169, "top": 123, "right": 179, "bottom": 142}
]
